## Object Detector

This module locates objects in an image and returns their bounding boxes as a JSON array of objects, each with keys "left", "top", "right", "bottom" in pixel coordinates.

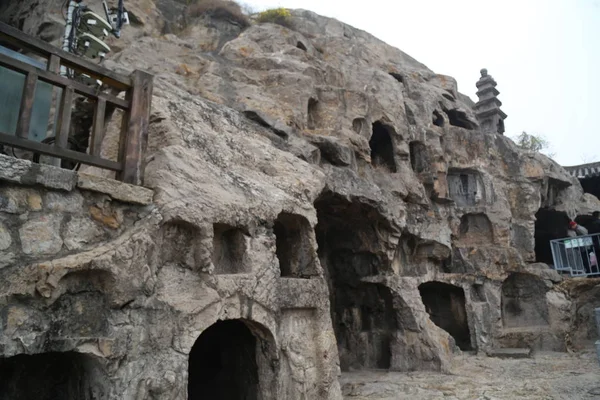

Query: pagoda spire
[{"left": 474, "top": 68, "right": 507, "bottom": 134}]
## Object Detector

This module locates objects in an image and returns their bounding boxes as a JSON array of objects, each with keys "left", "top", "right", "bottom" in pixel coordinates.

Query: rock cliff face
[{"left": 2, "top": 2, "right": 600, "bottom": 399}]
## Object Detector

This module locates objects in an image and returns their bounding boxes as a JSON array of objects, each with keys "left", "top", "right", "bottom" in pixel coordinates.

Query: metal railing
[
  {"left": 550, "top": 233, "right": 600, "bottom": 277},
  {"left": 0, "top": 22, "right": 152, "bottom": 185}
]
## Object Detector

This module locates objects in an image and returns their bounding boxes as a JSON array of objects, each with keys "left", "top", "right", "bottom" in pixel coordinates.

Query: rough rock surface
[{"left": 1, "top": 2, "right": 600, "bottom": 399}]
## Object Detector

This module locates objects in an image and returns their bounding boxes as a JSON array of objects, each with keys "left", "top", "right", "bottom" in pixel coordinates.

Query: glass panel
[{"left": 0, "top": 46, "right": 54, "bottom": 142}]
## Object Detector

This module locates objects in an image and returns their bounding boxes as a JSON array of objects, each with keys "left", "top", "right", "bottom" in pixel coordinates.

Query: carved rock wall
[{"left": 1, "top": 3, "right": 600, "bottom": 399}]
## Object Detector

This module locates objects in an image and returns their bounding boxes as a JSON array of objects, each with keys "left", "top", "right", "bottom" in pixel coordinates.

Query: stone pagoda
[{"left": 474, "top": 68, "right": 507, "bottom": 134}]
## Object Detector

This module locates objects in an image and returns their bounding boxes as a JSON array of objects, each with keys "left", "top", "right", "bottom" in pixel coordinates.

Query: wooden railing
[{"left": 0, "top": 21, "right": 153, "bottom": 185}]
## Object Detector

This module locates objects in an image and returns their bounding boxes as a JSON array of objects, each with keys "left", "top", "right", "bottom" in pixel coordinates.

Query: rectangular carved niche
[
  {"left": 274, "top": 213, "right": 318, "bottom": 278},
  {"left": 447, "top": 169, "right": 484, "bottom": 206},
  {"left": 212, "top": 223, "right": 248, "bottom": 274}
]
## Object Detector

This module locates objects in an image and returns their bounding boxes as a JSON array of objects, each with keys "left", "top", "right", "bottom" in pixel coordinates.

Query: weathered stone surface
[
  {"left": 89, "top": 206, "right": 121, "bottom": 229},
  {"left": 0, "top": 154, "right": 76, "bottom": 191},
  {"left": 77, "top": 173, "right": 154, "bottom": 205},
  {"left": 44, "top": 191, "right": 84, "bottom": 212},
  {"left": 486, "top": 348, "right": 532, "bottom": 359},
  {"left": 0, "top": 221, "right": 11, "bottom": 251},
  {"left": 63, "top": 217, "right": 106, "bottom": 251},
  {"left": 19, "top": 214, "right": 63, "bottom": 255},
  {"left": 1, "top": 3, "right": 600, "bottom": 400}
]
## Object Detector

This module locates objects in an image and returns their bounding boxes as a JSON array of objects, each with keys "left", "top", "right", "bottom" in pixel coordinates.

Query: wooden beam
[
  {"left": 90, "top": 97, "right": 107, "bottom": 157},
  {"left": 47, "top": 54, "right": 60, "bottom": 73},
  {"left": 117, "top": 70, "right": 153, "bottom": 185},
  {"left": 55, "top": 87, "right": 74, "bottom": 149},
  {"left": 16, "top": 71, "right": 38, "bottom": 139},
  {"left": 0, "top": 21, "right": 132, "bottom": 90},
  {"left": 0, "top": 131, "right": 122, "bottom": 171},
  {"left": 0, "top": 53, "right": 129, "bottom": 109}
]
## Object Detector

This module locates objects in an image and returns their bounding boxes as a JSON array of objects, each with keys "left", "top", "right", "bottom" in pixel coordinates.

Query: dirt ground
[{"left": 340, "top": 350, "right": 600, "bottom": 400}]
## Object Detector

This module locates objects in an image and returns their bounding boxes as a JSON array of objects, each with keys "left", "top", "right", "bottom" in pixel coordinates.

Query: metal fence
[{"left": 550, "top": 233, "right": 600, "bottom": 277}]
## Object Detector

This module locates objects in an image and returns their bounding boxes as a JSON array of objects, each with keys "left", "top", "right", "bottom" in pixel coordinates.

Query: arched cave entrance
[
  {"left": 0, "top": 352, "right": 107, "bottom": 399},
  {"left": 370, "top": 121, "right": 397, "bottom": 172},
  {"left": 534, "top": 208, "right": 569, "bottom": 264},
  {"left": 501, "top": 273, "right": 549, "bottom": 328},
  {"left": 188, "top": 319, "right": 278, "bottom": 400},
  {"left": 419, "top": 282, "right": 472, "bottom": 350},
  {"left": 315, "top": 193, "right": 399, "bottom": 371}
]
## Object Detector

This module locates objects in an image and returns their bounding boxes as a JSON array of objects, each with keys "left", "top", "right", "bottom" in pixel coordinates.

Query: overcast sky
[{"left": 242, "top": 0, "right": 600, "bottom": 166}]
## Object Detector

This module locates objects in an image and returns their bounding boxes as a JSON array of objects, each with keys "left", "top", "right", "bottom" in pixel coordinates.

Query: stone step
[{"left": 487, "top": 348, "right": 532, "bottom": 359}]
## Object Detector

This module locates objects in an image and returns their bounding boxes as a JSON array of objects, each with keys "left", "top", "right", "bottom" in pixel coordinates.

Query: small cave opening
[
  {"left": 409, "top": 141, "right": 428, "bottom": 173},
  {"left": 389, "top": 72, "right": 404, "bottom": 84},
  {"left": 352, "top": 117, "right": 365, "bottom": 135},
  {"left": 307, "top": 97, "right": 319, "bottom": 130},
  {"left": 419, "top": 282, "right": 472, "bottom": 351},
  {"left": 432, "top": 110, "right": 444, "bottom": 127},
  {"left": 315, "top": 193, "right": 398, "bottom": 371},
  {"left": 0, "top": 352, "right": 108, "bottom": 400},
  {"left": 444, "top": 109, "right": 476, "bottom": 130},
  {"left": 442, "top": 92, "right": 456, "bottom": 102},
  {"left": 501, "top": 273, "right": 549, "bottom": 328},
  {"left": 296, "top": 41, "right": 307, "bottom": 51},
  {"left": 534, "top": 208, "right": 569, "bottom": 264},
  {"left": 188, "top": 320, "right": 259, "bottom": 400},
  {"left": 497, "top": 118, "right": 505, "bottom": 134},
  {"left": 213, "top": 223, "right": 248, "bottom": 274},
  {"left": 447, "top": 169, "right": 483, "bottom": 207},
  {"left": 370, "top": 121, "right": 397, "bottom": 172},
  {"left": 274, "top": 212, "right": 316, "bottom": 278},
  {"left": 405, "top": 105, "right": 416, "bottom": 126},
  {"left": 161, "top": 220, "right": 201, "bottom": 268},
  {"left": 458, "top": 213, "right": 493, "bottom": 246},
  {"left": 472, "top": 283, "right": 487, "bottom": 303}
]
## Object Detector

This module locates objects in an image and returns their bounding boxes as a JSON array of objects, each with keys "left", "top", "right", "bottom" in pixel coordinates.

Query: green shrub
[
  {"left": 186, "top": 0, "right": 250, "bottom": 27},
  {"left": 256, "top": 8, "right": 293, "bottom": 28}
]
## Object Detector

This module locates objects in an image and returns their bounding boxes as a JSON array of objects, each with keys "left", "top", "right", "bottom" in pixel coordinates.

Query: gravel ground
[{"left": 340, "top": 350, "right": 600, "bottom": 400}]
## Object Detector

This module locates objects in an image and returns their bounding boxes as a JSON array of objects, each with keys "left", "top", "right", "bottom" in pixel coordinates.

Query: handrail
[
  {"left": 550, "top": 233, "right": 600, "bottom": 277},
  {"left": 0, "top": 22, "right": 131, "bottom": 89},
  {"left": 0, "top": 21, "right": 153, "bottom": 185}
]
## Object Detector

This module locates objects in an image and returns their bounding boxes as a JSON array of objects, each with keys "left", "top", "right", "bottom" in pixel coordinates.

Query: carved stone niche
[{"left": 447, "top": 169, "right": 486, "bottom": 207}]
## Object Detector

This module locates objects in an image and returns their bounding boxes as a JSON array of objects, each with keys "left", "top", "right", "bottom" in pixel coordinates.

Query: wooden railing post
[
  {"left": 16, "top": 71, "right": 38, "bottom": 139},
  {"left": 117, "top": 70, "right": 153, "bottom": 185}
]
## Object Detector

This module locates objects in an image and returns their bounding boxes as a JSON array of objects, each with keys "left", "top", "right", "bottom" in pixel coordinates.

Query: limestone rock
[
  {"left": 19, "top": 214, "right": 63, "bottom": 255},
  {"left": 0, "top": 3, "right": 599, "bottom": 400}
]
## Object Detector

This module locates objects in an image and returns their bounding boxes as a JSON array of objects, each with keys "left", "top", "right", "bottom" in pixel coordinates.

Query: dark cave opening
[
  {"left": 580, "top": 176, "right": 600, "bottom": 200},
  {"left": 0, "top": 352, "right": 107, "bottom": 400},
  {"left": 389, "top": 72, "right": 404, "bottom": 84},
  {"left": 432, "top": 110, "right": 444, "bottom": 127},
  {"left": 315, "top": 193, "right": 398, "bottom": 371},
  {"left": 370, "top": 121, "right": 397, "bottom": 173},
  {"left": 274, "top": 212, "right": 316, "bottom": 278},
  {"left": 501, "top": 273, "right": 549, "bottom": 328},
  {"left": 409, "top": 141, "right": 428, "bottom": 173},
  {"left": 296, "top": 41, "right": 307, "bottom": 51},
  {"left": 444, "top": 109, "right": 476, "bottom": 130},
  {"left": 419, "top": 281, "right": 472, "bottom": 351},
  {"left": 534, "top": 208, "right": 569, "bottom": 264},
  {"left": 307, "top": 97, "right": 318, "bottom": 130},
  {"left": 188, "top": 319, "right": 259, "bottom": 400}
]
